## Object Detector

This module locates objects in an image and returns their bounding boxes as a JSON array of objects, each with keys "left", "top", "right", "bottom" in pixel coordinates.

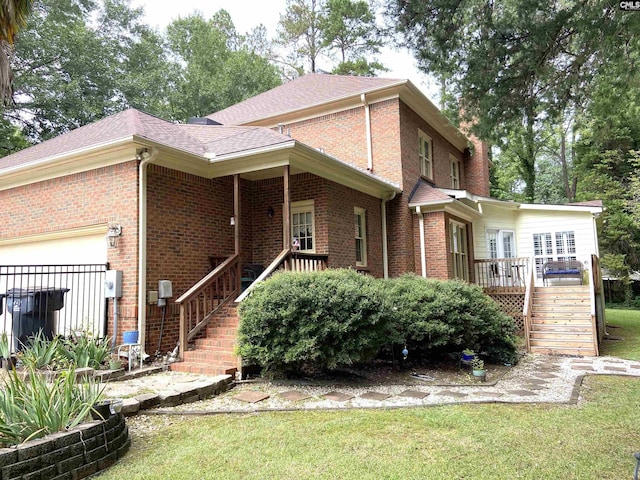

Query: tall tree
[
  {"left": 387, "top": 0, "right": 640, "bottom": 201},
  {"left": 165, "top": 11, "right": 281, "bottom": 120},
  {"left": 0, "top": 0, "right": 33, "bottom": 103},
  {"left": 277, "top": 0, "right": 325, "bottom": 74},
  {"left": 322, "top": 0, "right": 384, "bottom": 74}
]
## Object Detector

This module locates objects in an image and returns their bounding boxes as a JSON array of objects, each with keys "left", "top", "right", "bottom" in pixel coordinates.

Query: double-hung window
[
  {"left": 354, "top": 207, "right": 367, "bottom": 267},
  {"left": 419, "top": 130, "right": 433, "bottom": 180},
  {"left": 450, "top": 155, "right": 460, "bottom": 189},
  {"left": 291, "top": 200, "right": 315, "bottom": 252},
  {"left": 450, "top": 220, "right": 469, "bottom": 281}
]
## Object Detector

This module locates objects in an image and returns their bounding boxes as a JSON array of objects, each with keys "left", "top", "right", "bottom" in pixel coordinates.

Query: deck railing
[
  {"left": 175, "top": 254, "right": 239, "bottom": 360},
  {"left": 474, "top": 257, "right": 530, "bottom": 289},
  {"left": 589, "top": 254, "right": 602, "bottom": 355},
  {"left": 235, "top": 249, "right": 328, "bottom": 303},
  {"left": 522, "top": 260, "right": 535, "bottom": 352}
]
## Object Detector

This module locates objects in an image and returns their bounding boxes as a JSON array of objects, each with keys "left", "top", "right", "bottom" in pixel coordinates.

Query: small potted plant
[
  {"left": 108, "top": 355, "right": 122, "bottom": 371},
  {"left": 461, "top": 349, "right": 475, "bottom": 364},
  {"left": 471, "top": 357, "right": 486, "bottom": 381}
]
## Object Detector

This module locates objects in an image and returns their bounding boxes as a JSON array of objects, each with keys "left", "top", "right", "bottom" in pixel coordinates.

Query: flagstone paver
[
  {"left": 524, "top": 378, "right": 549, "bottom": 386},
  {"left": 571, "top": 365, "right": 594, "bottom": 371},
  {"left": 398, "top": 389, "right": 429, "bottom": 399},
  {"left": 603, "top": 366, "right": 628, "bottom": 372},
  {"left": 359, "top": 392, "right": 392, "bottom": 401},
  {"left": 279, "top": 390, "right": 312, "bottom": 402},
  {"left": 507, "top": 390, "right": 536, "bottom": 396},
  {"left": 234, "top": 391, "right": 270, "bottom": 403},
  {"left": 323, "top": 391, "right": 354, "bottom": 402},
  {"left": 631, "top": 365, "right": 640, "bottom": 370},
  {"left": 439, "top": 390, "right": 468, "bottom": 398},
  {"left": 473, "top": 391, "right": 503, "bottom": 397},
  {"left": 533, "top": 372, "right": 558, "bottom": 379}
]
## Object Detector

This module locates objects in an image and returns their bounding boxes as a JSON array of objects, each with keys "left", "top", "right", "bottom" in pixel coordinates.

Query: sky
[{"left": 130, "top": 0, "right": 440, "bottom": 102}]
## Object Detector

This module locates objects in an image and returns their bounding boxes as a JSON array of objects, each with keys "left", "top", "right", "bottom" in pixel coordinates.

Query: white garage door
[{"left": 0, "top": 230, "right": 108, "bottom": 345}]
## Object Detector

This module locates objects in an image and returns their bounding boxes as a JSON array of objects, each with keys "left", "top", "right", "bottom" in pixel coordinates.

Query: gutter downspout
[
  {"left": 417, "top": 206, "right": 427, "bottom": 278},
  {"left": 138, "top": 148, "right": 159, "bottom": 358},
  {"left": 361, "top": 93, "right": 373, "bottom": 171},
  {"left": 381, "top": 192, "right": 396, "bottom": 279}
]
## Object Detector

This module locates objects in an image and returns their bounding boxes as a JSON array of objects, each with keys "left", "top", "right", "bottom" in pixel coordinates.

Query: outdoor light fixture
[
  {"left": 106, "top": 223, "right": 122, "bottom": 249},
  {"left": 230, "top": 217, "right": 235, "bottom": 226},
  {"left": 267, "top": 206, "right": 274, "bottom": 218}
]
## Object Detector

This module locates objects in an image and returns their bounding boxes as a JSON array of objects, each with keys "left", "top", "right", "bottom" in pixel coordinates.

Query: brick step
[
  {"left": 529, "top": 346, "right": 597, "bottom": 356},
  {"left": 182, "top": 350, "right": 237, "bottom": 363},
  {"left": 170, "top": 362, "right": 237, "bottom": 376},
  {"left": 195, "top": 338, "right": 238, "bottom": 348}
]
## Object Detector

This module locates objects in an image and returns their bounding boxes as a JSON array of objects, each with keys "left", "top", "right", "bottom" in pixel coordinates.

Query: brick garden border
[{"left": 0, "top": 413, "right": 129, "bottom": 480}]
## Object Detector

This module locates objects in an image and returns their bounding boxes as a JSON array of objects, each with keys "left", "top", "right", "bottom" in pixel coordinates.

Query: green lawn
[
  {"left": 96, "top": 309, "right": 640, "bottom": 480},
  {"left": 600, "top": 308, "right": 640, "bottom": 360}
]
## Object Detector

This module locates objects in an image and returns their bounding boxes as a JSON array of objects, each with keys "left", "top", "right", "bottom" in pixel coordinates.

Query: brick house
[{"left": 0, "top": 74, "right": 604, "bottom": 373}]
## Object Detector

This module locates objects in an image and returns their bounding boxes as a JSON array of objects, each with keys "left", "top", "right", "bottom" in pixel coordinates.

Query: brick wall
[{"left": 146, "top": 165, "right": 234, "bottom": 353}]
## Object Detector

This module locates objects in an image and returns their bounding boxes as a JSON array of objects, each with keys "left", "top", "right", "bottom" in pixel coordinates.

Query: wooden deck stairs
[
  {"left": 170, "top": 303, "right": 240, "bottom": 376},
  {"left": 528, "top": 285, "right": 597, "bottom": 356}
]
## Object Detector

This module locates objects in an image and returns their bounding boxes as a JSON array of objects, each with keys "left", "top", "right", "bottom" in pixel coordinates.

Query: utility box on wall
[
  {"left": 158, "top": 280, "right": 172, "bottom": 299},
  {"left": 104, "top": 270, "right": 123, "bottom": 298}
]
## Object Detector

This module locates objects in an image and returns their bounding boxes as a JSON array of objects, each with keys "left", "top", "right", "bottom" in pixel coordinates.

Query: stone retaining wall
[{"left": 0, "top": 413, "right": 129, "bottom": 480}]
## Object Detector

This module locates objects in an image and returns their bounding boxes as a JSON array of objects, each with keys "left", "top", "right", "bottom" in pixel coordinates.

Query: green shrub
[
  {"left": 382, "top": 274, "right": 518, "bottom": 363},
  {"left": 0, "top": 365, "right": 103, "bottom": 446},
  {"left": 238, "top": 269, "right": 388, "bottom": 376}
]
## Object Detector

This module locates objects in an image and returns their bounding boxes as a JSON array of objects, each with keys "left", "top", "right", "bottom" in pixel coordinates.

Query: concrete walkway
[{"left": 103, "top": 355, "right": 640, "bottom": 415}]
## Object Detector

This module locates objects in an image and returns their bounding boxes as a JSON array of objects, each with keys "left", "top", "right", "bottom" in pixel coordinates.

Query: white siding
[{"left": 472, "top": 205, "right": 518, "bottom": 259}]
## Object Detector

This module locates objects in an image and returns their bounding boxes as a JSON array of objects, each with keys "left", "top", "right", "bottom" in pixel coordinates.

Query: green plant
[
  {"left": 471, "top": 358, "right": 485, "bottom": 371},
  {"left": 60, "top": 332, "right": 112, "bottom": 369},
  {"left": 19, "top": 331, "right": 63, "bottom": 370},
  {"left": 462, "top": 348, "right": 475, "bottom": 356},
  {"left": 238, "top": 269, "right": 388, "bottom": 376},
  {"left": 0, "top": 332, "right": 10, "bottom": 359},
  {"left": 0, "top": 364, "right": 104, "bottom": 446}
]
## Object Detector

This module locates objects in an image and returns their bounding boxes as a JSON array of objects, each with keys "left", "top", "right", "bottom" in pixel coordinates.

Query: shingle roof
[
  {"left": 567, "top": 200, "right": 604, "bottom": 208},
  {"left": 207, "top": 73, "right": 406, "bottom": 125},
  {"left": 408, "top": 180, "right": 454, "bottom": 206},
  {"left": 0, "top": 109, "right": 294, "bottom": 171}
]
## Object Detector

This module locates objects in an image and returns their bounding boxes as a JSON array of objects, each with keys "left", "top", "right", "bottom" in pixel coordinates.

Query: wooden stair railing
[
  {"left": 175, "top": 254, "right": 239, "bottom": 360},
  {"left": 522, "top": 258, "right": 535, "bottom": 352},
  {"left": 235, "top": 249, "right": 328, "bottom": 303},
  {"left": 589, "top": 254, "right": 601, "bottom": 356}
]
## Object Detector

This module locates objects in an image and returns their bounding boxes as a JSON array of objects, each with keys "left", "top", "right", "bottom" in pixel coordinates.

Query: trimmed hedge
[
  {"left": 237, "top": 269, "right": 388, "bottom": 376},
  {"left": 383, "top": 274, "right": 518, "bottom": 363},
  {"left": 238, "top": 270, "right": 518, "bottom": 376}
]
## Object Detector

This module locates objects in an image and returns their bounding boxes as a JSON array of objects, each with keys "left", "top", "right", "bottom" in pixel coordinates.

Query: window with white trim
[
  {"left": 419, "top": 130, "right": 433, "bottom": 180},
  {"left": 450, "top": 155, "right": 460, "bottom": 189},
  {"left": 450, "top": 220, "right": 469, "bottom": 281},
  {"left": 487, "top": 229, "right": 516, "bottom": 259},
  {"left": 291, "top": 200, "right": 315, "bottom": 252},
  {"left": 354, "top": 207, "right": 367, "bottom": 267},
  {"left": 533, "top": 230, "right": 576, "bottom": 277}
]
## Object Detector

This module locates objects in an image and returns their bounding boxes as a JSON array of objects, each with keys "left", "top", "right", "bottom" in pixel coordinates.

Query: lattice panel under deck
[{"left": 485, "top": 291, "right": 525, "bottom": 332}]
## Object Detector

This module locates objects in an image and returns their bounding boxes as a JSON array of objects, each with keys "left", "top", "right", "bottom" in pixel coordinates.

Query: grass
[
  {"left": 95, "top": 308, "right": 640, "bottom": 480},
  {"left": 600, "top": 308, "right": 640, "bottom": 360},
  {"left": 97, "top": 376, "right": 640, "bottom": 479}
]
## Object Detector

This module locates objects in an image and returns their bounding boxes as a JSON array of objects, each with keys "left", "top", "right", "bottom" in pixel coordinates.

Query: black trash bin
[{"left": 6, "top": 287, "right": 70, "bottom": 351}]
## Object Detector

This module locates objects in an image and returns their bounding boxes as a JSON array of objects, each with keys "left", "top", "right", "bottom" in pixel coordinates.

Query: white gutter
[
  {"left": 361, "top": 93, "right": 373, "bottom": 171},
  {"left": 417, "top": 206, "right": 427, "bottom": 278},
  {"left": 382, "top": 199, "right": 388, "bottom": 278},
  {"left": 138, "top": 148, "right": 159, "bottom": 357}
]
